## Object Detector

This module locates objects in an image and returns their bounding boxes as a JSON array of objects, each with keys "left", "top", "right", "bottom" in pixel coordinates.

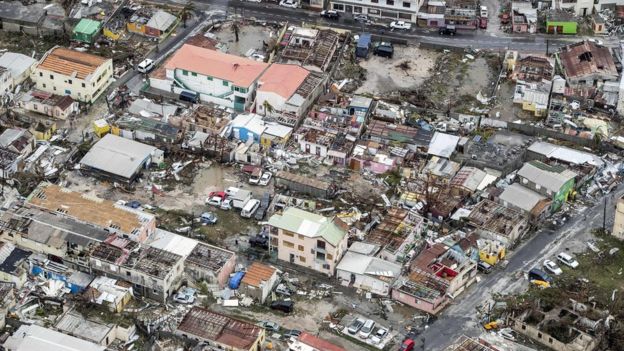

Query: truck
[{"left": 229, "top": 189, "right": 252, "bottom": 209}]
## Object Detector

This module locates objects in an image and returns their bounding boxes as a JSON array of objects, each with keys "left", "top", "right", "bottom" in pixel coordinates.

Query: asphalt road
[{"left": 418, "top": 184, "right": 624, "bottom": 350}]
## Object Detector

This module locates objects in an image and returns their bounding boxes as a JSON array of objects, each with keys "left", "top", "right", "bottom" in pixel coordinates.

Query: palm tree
[
  {"left": 262, "top": 100, "right": 274, "bottom": 118},
  {"left": 181, "top": 1, "right": 195, "bottom": 28}
]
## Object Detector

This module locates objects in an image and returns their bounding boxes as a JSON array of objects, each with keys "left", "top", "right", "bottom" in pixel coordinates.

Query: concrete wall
[
  {"left": 613, "top": 196, "right": 624, "bottom": 240},
  {"left": 336, "top": 270, "right": 392, "bottom": 296},
  {"left": 510, "top": 318, "right": 599, "bottom": 351}
]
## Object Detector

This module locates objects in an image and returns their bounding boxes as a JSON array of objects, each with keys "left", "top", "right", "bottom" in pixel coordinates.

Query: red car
[{"left": 400, "top": 339, "right": 415, "bottom": 351}]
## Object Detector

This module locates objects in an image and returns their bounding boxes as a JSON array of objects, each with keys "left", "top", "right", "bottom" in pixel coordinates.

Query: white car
[
  {"left": 557, "top": 252, "right": 579, "bottom": 268},
  {"left": 225, "top": 187, "right": 240, "bottom": 197},
  {"left": 370, "top": 327, "right": 388, "bottom": 344},
  {"left": 279, "top": 0, "right": 298, "bottom": 8},
  {"left": 206, "top": 196, "right": 223, "bottom": 207},
  {"left": 390, "top": 21, "right": 412, "bottom": 30},
  {"left": 220, "top": 198, "right": 233, "bottom": 210},
  {"left": 543, "top": 259, "right": 563, "bottom": 275},
  {"left": 259, "top": 172, "right": 272, "bottom": 186},
  {"left": 358, "top": 319, "right": 375, "bottom": 339}
]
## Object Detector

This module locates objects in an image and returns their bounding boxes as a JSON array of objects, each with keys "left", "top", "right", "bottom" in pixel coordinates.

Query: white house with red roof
[{"left": 150, "top": 44, "right": 269, "bottom": 112}]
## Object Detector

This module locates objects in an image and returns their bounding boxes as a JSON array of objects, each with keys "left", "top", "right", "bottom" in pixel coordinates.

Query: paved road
[
  {"left": 148, "top": 0, "right": 619, "bottom": 52},
  {"left": 418, "top": 184, "right": 624, "bottom": 350}
]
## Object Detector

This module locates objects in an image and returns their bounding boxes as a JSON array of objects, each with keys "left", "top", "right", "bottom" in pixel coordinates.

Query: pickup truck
[{"left": 390, "top": 21, "right": 412, "bottom": 30}]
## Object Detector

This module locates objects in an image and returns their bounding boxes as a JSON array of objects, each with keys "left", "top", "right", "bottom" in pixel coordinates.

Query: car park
[
  {"left": 200, "top": 212, "right": 218, "bottom": 225},
  {"left": 358, "top": 319, "right": 376, "bottom": 339},
  {"left": 320, "top": 10, "right": 339, "bottom": 19},
  {"left": 543, "top": 259, "right": 563, "bottom": 275},
  {"left": 439, "top": 25, "right": 457, "bottom": 36},
  {"left": 557, "top": 252, "right": 579, "bottom": 268},
  {"left": 259, "top": 321, "right": 280, "bottom": 332},
  {"left": 259, "top": 172, "right": 272, "bottom": 186},
  {"left": 279, "top": 0, "right": 298, "bottom": 8},
  {"left": 271, "top": 300, "right": 294, "bottom": 313},
  {"left": 347, "top": 318, "right": 365, "bottom": 334},
  {"left": 390, "top": 21, "right": 412, "bottom": 30}
]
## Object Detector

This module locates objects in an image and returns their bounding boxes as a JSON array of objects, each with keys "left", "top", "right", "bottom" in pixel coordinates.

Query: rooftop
[
  {"left": 268, "top": 207, "right": 346, "bottom": 247},
  {"left": 467, "top": 199, "right": 527, "bottom": 237},
  {"left": 177, "top": 307, "right": 263, "bottom": 349},
  {"left": 499, "top": 183, "right": 549, "bottom": 213},
  {"left": 73, "top": 18, "right": 101, "bottom": 35},
  {"left": 241, "top": 262, "right": 277, "bottom": 287},
  {"left": 428, "top": 132, "right": 460, "bottom": 158},
  {"left": 258, "top": 63, "right": 310, "bottom": 99},
  {"left": 165, "top": 44, "right": 269, "bottom": 87},
  {"left": 26, "top": 183, "right": 154, "bottom": 236},
  {"left": 146, "top": 10, "right": 176, "bottom": 31},
  {"left": 559, "top": 40, "right": 617, "bottom": 80},
  {"left": 276, "top": 171, "right": 331, "bottom": 192},
  {"left": 21, "top": 90, "right": 75, "bottom": 111},
  {"left": 528, "top": 141, "right": 604, "bottom": 167},
  {"left": 517, "top": 160, "right": 578, "bottom": 193},
  {"left": 296, "top": 332, "right": 347, "bottom": 351},
  {"left": 365, "top": 119, "right": 433, "bottom": 146},
  {"left": 0, "top": 52, "right": 37, "bottom": 78},
  {"left": 38, "top": 47, "right": 109, "bottom": 81},
  {"left": 55, "top": 311, "right": 113, "bottom": 345},
  {"left": 3, "top": 324, "right": 105, "bottom": 351},
  {"left": 147, "top": 229, "right": 199, "bottom": 257},
  {"left": 79, "top": 134, "right": 158, "bottom": 179},
  {"left": 337, "top": 251, "right": 401, "bottom": 279},
  {"left": 185, "top": 242, "right": 235, "bottom": 273},
  {"left": 0, "top": 241, "right": 31, "bottom": 274}
]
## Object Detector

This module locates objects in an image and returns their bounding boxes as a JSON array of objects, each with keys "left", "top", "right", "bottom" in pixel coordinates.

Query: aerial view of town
[{"left": 0, "top": 0, "right": 623, "bottom": 350}]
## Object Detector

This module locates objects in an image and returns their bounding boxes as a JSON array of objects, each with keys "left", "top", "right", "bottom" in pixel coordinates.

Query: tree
[
  {"left": 181, "top": 1, "right": 195, "bottom": 28},
  {"left": 262, "top": 100, "right": 274, "bottom": 118},
  {"left": 232, "top": 22, "right": 240, "bottom": 42}
]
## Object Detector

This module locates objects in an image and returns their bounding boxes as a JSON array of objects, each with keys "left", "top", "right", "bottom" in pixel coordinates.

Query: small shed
[
  {"left": 73, "top": 19, "right": 102, "bottom": 43},
  {"left": 239, "top": 262, "right": 278, "bottom": 303},
  {"left": 356, "top": 33, "right": 372, "bottom": 58}
]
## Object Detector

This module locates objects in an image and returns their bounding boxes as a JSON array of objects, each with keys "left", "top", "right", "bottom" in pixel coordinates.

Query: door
[
  {"left": 290, "top": 254, "right": 295, "bottom": 263},
  {"left": 345, "top": 5, "right": 353, "bottom": 13}
]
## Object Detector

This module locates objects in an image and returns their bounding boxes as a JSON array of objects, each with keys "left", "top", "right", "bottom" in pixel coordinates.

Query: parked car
[
  {"left": 271, "top": 300, "right": 294, "bottom": 313},
  {"left": 249, "top": 233, "right": 269, "bottom": 249},
  {"left": 480, "top": 5, "right": 488, "bottom": 17},
  {"left": 220, "top": 198, "right": 233, "bottom": 210},
  {"left": 225, "top": 187, "right": 240, "bottom": 197},
  {"left": 249, "top": 168, "right": 262, "bottom": 185},
  {"left": 206, "top": 196, "right": 224, "bottom": 207},
  {"left": 320, "top": 10, "right": 339, "bottom": 19},
  {"left": 557, "top": 252, "right": 579, "bottom": 268},
  {"left": 373, "top": 42, "right": 394, "bottom": 58},
  {"left": 126, "top": 200, "right": 141, "bottom": 209},
  {"left": 354, "top": 14, "right": 369, "bottom": 23},
  {"left": 371, "top": 327, "right": 388, "bottom": 344},
  {"left": 173, "top": 287, "right": 196, "bottom": 304},
  {"left": 528, "top": 268, "right": 553, "bottom": 288},
  {"left": 358, "top": 319, "right": 376, "bottom": 339},
  {"left": 200, "top": 212, "right": 218, "bottom": 225},
  {"left": 259, "top": 321, "right": 280, "bottom": 332},
  {"left": 543, "top": 259, "right": 563, "bottom": 275},
  {"left": 259, "top": 172, "right": 272, "bottom": 186},
  {"left": 477, "top": 261, "right": 492, "bottom": 274},
  {"left": 275, "top": 284, "right": 291, "bottom": 296},
  {"left": 390, "top": 21, "right": 412, "bottom": 30},
  {"left": 254, "top": 205, "right": 267, "bottom": 221},
  {"left": 347, "top": 318, "right": 365, "bottom": 334},
  {"left": 400, "top": 338, "right": 415, "bottom": 351},
  {"left": 282, "top": 329, "right": 301, "bottom": 339},
  {"left": 137, "top": 59, "right": 154, "bottom": 73},
  {"left": 439, "top": 25, "right": 457, "bottom": 36},
  {"left": 279, "top": 0, "right": 298, "bottom": 8}
]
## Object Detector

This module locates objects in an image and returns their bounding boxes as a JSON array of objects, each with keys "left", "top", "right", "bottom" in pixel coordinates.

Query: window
[
  {"left": 283, "top": 231, "right": 294, "bottom": 237},
  {"left": 326, "top": 253, "right": 333, "bottom": 260},
  {"left": 371, "top": 0, "right": 378, "bottom": 3},
  {"left": 68, "top": 79, "right": 72, "bottom": 84},
  {"left": 191, "top": 72, "right": 197, "bottom": 77},
  {"left": 283, "top": 240, "right": 294, "bottom": 248},
  {"left": 53, "top": 86, "right": 56, "bottom": 91},
  {"left": 299, "top": 256, "right": 306, "bottom": 263},
  {"left": 298, "top": 234, "right": 304, "bottom": 239},
  {"left": 522, "top": 178, "right": 528, "bottom": 184},
  {"left": 298, "top": 245, "right": 304, "bottom": 252},
  {"left": 317, "top": 240, "right": 326, "bottom": 250},
  {"left": 42, "top": 84, "right": 46, "bottom": 88},
  {"left": 126, "top": 271, "right": 131, "bottom": 277},
  {"left": 82, "top": 83, "right": 86, "bottom": 88},
  {"left": 39, "top": 72, "right": 43, "bottom": 77},
  {"left": 65, "top": 89, "right": 71, "bottom": 95},
  {"left": 354, "top": 6, "right": 362, "bottom": 13},
  {"left": 316, "top": 251, "right": 326, "bottom": 261},
  {"left": 207, "top": 76, "right": 213, "bottom": 81},
  {"left": 49, "top": 74, "right": 54, "bottom": 79},
  {"left": 332, "top": 3, "right": 344, "bottom": 10},
  {"left": 537, "top": 333, "right": 542, "bottom": 339},
  {"left": 223, "top": 81, "right": 229, "bottom": 87},
  {"left": 402, "top": 1, "right": 410, "bottom": 7},
  {"left": 386, "top": 0, "right": 394, "bottom": 5},
  {"left": 182, "top": 70, "right": 189, "bottom": 76},
  {"left": 399, "top": 12, "right": 412, "bottom": 19}
]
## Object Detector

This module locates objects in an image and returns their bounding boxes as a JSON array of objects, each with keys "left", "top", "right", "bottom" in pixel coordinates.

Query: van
[
  {"left": 179, "top": 90, "right": 199, "bottom": 104},
  {"left": 137, "top": 59, "right": 154, "bottom": 73},
  {"left": 241, "top": 199, "right": 260, "bottom": 218}
]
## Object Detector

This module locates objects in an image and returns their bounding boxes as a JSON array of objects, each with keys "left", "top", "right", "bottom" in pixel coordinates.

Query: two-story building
[
  {"left": 267, "top": 207, "right": 348, "bottom": 276},
  {"left": 517, "top": 160, "right": 577, "bottom": 212},
  {"left": 150, "top": 44, "right": 269, "bottom": 112},
  {"left": 32, "top": 47, "right": 113, "bottom": 103},
  {"left": 329, "top": 0, "right": 423, "bottom": 23},
  {"left": 558, "top": 40, "right": 618, "bottom": 88}
]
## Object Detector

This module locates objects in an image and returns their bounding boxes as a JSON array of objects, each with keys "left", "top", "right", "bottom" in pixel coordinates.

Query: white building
[
  {"left": 336, "top": 242, "right": 401, "bottom": 296},
  {"left": 329, "top": 0, "right": 423, "bottom": 22},
  {"left": 150, "top": 44, "right": 269, "bottom": 112},
  {"left": 0, "top": 52, "right": 37, "bottom": 87},
  {"left": 3, "top": 324, "right": 106, "bottom": 351},
  {"left": 32, "top": 47, "right": 113, "bottom": 103}
]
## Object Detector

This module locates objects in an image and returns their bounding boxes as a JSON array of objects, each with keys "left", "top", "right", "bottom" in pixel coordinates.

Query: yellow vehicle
[
  {"left": 483, "top": 321, "right": 499, "bottom": 330},
  {"left": 530, "top": 279, "right": 551, "bottom": 289}
]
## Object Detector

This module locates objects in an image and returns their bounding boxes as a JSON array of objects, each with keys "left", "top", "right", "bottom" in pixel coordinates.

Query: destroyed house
[
  {"left": 364, "top": 119, "right": 434, "bottom": 150},
  {"left": 350, "top": 141, "right": 401, "bottom": 174},
  {"left": 512, "top": 55, "right": 555, "bottom": 83},
  {"left": 275, "top": 171, "right": 335, "bottom": 198},
  {"left": 256, "top": 64, "right": 325, "bottom": 123},
  {"left": 112, "top": 115, "right": 181, "bottom": 145},
  {"left": 0, "top": 148, "right": 21, "bottom": 178},
  {"left": 453, "top": 133, "right": 527, "bottom": 176},
  {"left": 366, "top": 208, "right": 425, "bottom": 263},
  {"left": 127, "top": 98, "right": 178, "bottom": 120},
  {"left": 445, "top": 0, "right": 478, "bottom": 29},
  {"left": 0, "top": 241, "right": 31, "bottom": 288},
  {"left": 445, "top": 335, "right": 498, "bottom": 351},
  {"left": 79, "top": 134, "right": 162, "bottom": 184},
  {"left": 19, "top": 90, "right": 78, "bottom": 120},
  {"left": 336, "top": 246, "right": 401, "bottom": 296},
  {"left": 239, "top": 262, "right": 278, "bottom": 303},
  {"left": 89, "top": 236, "right": 184, "bottom": 302},
  {"left": 467, "top": 199, "right": 529, "bottom": 247},
  {"left": 176, "top": 307, "right": 266, "bottom": 351},
  {"left": 449, "top": 166, "right": 489, "bottom": 194},
  {"left": 184, "top": 242, "right": 237, "bottom": 288},
  {"left": 26, "top": 183, "right": 156, "bottom": 243},
  {"left": 280, "top": 28, "right": 339, "bottom": 72},
  {"left": 0, "top": 128, "right": 34, "bottom": 157},
  {"left": 393, "top": 242, "right": 476, "bottom": 314},
  {"left": 0, "top": 207, "right": 110, "bottom": 269},
  {"left": 267, "top": 207, "right": 348, "bottom": 275},
  {"left": 3, "top": 324, "right": 106, "bottom": 351},
  {"left": 558, "top": 40, "right": 618, "bottom": 87},
  {"left": 172, "top": 103, "right": 233, "bottom": 135},
  {"left": 305, "top": 94, "right": 373, "bottom": 137}
]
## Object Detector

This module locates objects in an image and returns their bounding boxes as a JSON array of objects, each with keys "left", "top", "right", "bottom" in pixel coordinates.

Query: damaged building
[
  {"left": 279, "top": 28, "right": 339, "bottom": 72},
  {"left": 467, "top": 199, "right": 529, "bottom": 247},
  {"left": 558, "top": 40, "right": 618, "bottom": 88}
]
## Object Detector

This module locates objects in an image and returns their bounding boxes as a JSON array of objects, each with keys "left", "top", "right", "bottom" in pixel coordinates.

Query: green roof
[
  {"left": 74, "top": 19, "right": 101, "bottom": 35},
  {"left": 268, "top": 208, "right": 346, "bottom": 247}
]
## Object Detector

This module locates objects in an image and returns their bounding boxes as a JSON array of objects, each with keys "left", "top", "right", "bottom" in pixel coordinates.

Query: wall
[
  {"left": 330, "top": 0, "right": 422, "bottom": 22},
  {"left": 612, "top": 196, "right": 624, "bottom": 240},
  {"left": 336, "top": 270, "right": 392, "bottom": 296},
  {"left": 507, "top": 122, "right": 596, "bottom": 147},
  {"left": 510, "top": 318, "right": 598, "bottom": 351},
  {"left": 391, "top": 287, "right": 448, "bottom": 315},
  {"left": 297, "top": 137, "right": 329, "bottom": 157},
  {"left": 546, "top": 21, "right": 577, "bottom": 34},
  {"left": 256, "top": 90, "right": 287, "bottom": 117}
]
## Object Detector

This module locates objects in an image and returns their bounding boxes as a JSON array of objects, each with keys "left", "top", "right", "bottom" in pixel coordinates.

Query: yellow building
[
  {"left": 478, "top": 239, "right": 506, "bottom": 265},
  {"left": 31, "top": 121, "right": 57, "bottom": 141},
  {"left": 93, "top": 119, "right": 110, "bottom": 137}
]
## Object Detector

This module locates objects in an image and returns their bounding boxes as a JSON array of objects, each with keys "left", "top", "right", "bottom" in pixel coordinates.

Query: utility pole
[
  {"left": 603, "top": 196, "right": 607, "bottom": 231},
  {"left": 546, "top": 39, "right": 549, "bottom": 56}
]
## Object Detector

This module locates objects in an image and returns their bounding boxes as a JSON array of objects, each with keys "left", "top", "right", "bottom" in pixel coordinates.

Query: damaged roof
[
  {"left": 559, "top": 40, "right": 617, "bottom": 80},
  {"left": 241, "top": 262, "right": 277, "bottom": 287},
  {"left": 38, "top": 47, "right": 109, "bottom": 80}
]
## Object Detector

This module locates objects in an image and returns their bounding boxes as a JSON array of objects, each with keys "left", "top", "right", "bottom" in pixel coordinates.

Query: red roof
[
  {"left": 258, "top": 63, "right": 309, "bottom": 99},
  {"left": 297, "top": 332, "right": 346, "bottom": 351},
  {"left": 165, "top": 44, "right": 268, "bottom": 87}
]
